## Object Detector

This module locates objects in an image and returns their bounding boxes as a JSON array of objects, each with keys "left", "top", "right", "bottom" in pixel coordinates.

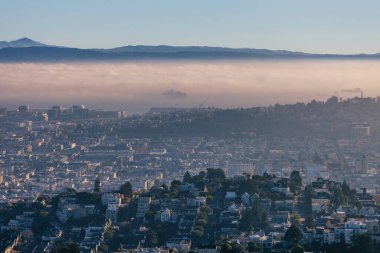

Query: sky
[{"left": 1, "top": 0, "right": 380, "bottom": 54}]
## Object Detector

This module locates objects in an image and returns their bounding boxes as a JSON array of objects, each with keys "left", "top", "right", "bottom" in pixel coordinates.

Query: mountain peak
[
  {"left": 13, "top": 37, "right": 36, "bottom": 43},
  {"left": 0, "top": 37, "right": 48, "bottom": 49}
]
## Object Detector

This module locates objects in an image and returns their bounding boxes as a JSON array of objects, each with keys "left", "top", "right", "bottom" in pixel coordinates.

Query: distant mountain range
[{"left": 0, "top": 37, "right": 379, "bottom": 62}]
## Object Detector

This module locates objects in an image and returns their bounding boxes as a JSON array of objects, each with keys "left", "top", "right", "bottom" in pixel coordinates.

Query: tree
[
  {"left": 161, "top": 184, "right": 168, "bottom": 191},
  {"left": 191, "top": 229, "right": 204, "bottom": 238},
  {"left": 331, "top": 187, "right": 346, "bottom": 207},
  {"left": 220, "top": 242, "right": 233, "bottom": 253},
  {"left": 32, "top": 210, "right": 49, "bottom": 235},
  {"left": 200, "top": 206, "right": 213, "bottom": 215},
  {"left": 51, "top": 239, "right": 80, "bottom": 253},
  {"left": 220, "top": 242, "right": 245, "bottom": 253},
  {"left": 183, "top": 171, "right": 192, "bottom": 184},
  {"left": 291, "top": 244, "right": 305, "bottom": 253},
  {"left": 305, "top": 213, "right": 315, "bottom": 229},
  {"left": 304, "top": 185, "right": 314, "bottom": 201},
  {"left": 206, "top": 195, "right": 214, "bottom": 204},
  {"left": 342, "top": 181, "right": 351, "bottom": 196},
  {"left": 97, "top": 243, "right": 109, "bottom": 253},
  {"left": 289, "top": 170, "right": 302, "bottom": 194},
  {"left": 120, "top": 181, "right": 133, "bottom": 198},
  {"left": 231, "top": 243, "right": 245, "bottom": 253},
  {"left": 196, "top": 219, "right": 207, "bottom": 226},
  {"left": 94, "top": 178, "right": 101, "bottom": 194},
  {"left": 284, "top": 225, "right": 303, "bottom": 244},
  {"left": 145, "top": 230, "right": 158, "bottom": 247},
  {"left": 291, "top": 213, "right": 302, "bottom": 226},
  {"left": 239, "top": 209, "right": 255, "bottom": 232},
  {"left": 342, "top": 181, "right": 357, "bottom": 203},
  {"left": 239, "top": 204, "right": 268, "bottom": 232},
  {"left": 326, "top": 96, "right": 339, "bottom": 105},
  {"left": 170, "top": 179, "right": 181, "bottom": 192},
  {"left": 247, "top": 242, "right": 261, "bottom": 252},
  {"left": 206, "top": 168, "right": 225, "bottom": 182},
  {"left": 304, "top": 184, "right": 314, "bottom": 228},
  {"left": 351, "top": 234, "right": 374, "bottom": 253}
]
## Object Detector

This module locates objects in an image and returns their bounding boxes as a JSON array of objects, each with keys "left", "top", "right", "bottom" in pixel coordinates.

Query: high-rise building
[
  {"left": 18, "top": 105, "right": 30, "bottom": 114},
  {"left": 354, "top": 154, "right": 367, "bottom": 174},
  {"left": 48, "top": 105, "right": 62, "bottom": 120},
  {"left": 0, "top": 108, "right": 7, "bottom": 116},
  {"left": 351, "top": 122, "right": 371, "bottom": 138},
  {"left": 71, "top": 105, "right": 89, "bottom": 118}
]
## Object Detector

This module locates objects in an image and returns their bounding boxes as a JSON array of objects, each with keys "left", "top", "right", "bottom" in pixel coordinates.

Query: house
[
  {"left": 225, "top": 192, "right": 237, "bottom": 200},
  {"left": 241, "top": 192, "right": 250, "bottom": 205},
  {"left": 312, "top": 198, "right": 330, "bottom": 213},
  {"left": 160, "top": 208, "right": 172, "bottom": 223},
  {"left": 166, "top": 237, "right": 191, "bottom": 252}
]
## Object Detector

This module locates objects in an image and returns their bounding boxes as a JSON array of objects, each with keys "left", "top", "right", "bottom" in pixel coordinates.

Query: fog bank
[{"left": 1, "top": 60, "right": 380, "bottom": 112}]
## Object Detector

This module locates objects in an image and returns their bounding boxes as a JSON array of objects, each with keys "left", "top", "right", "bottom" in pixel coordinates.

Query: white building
[{"left": 160, "top": 208, "right": 171, "bottom": 223}]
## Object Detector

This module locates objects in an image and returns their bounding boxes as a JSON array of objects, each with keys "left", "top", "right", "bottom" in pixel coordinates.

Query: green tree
[
  {"left": 304, "top": 185, "right": 314, "bottom": 201},
  {"left": 284, "top": 225, "right": 303, "bottom": 244},
  {"left": 32, "top": 210, "right": 50, "bottom": 235},
  {"left": 220, "top": 242, "right": 232, "bottom": 253},
  {"left": 289, "top": 170, "right": 302, "bottom": 194},
  {"left": 170, "top": 179, "right": 181, "bottom": 192},
  {"left": 94, "top": 178, "right": 101, "bottom": 194},
  {"left": 120, "top": 181, "right": 133, "bottom": 198},
  {"left": 145, "top": 230, "right": 158, "bottom": 247},
  {"left": 326, "top": 96, "right": 339, "bottom": 105},
  {"left": 304, "top": 184, "right": 314, "bottom": 228},
  {"left": 220, "top": 242, "right": 245, "bottom": 253},
  {"left": 231, "top": 243, "right": 245, "bottom": 253},
  {"left": 191, "top": 229, "right": 204, "bottom": 238},
  {"left": 247, "top": 242, "right": 261, "bottom": 252},
  {"left": 291, "top": 244, "right": 305, "bottom": 253},
  {"left": 196, "top": 219, "right": 207, "bottom": 226},
  {"left": 161, "top": 184, "right": 168, "bottom": 191},
  {"left": 51, "top": 239, "right": 80, "bottom": 253},
  {"left": 291, "top": 213, "right": 302, "bottom": 226},
  {"left": 342, "top": 181, "right": 357, "bottom": 203},
  {"left": 200, "top": 206, "right": 213, "bottom": 215},
  {"left": 206, "top": 168, "right": 226, "bottom": 182},
  {"left": 97, "top": 243, "right": 109, "bottom": 253},
  {"left": 183, "top": 171, "right": 192, "bottom": 184},
  {"left": 351, "top": 234, "right": 374, "bottom": 253},
  {"left": 239, "top": 204, "right": 268, "bottom": 232},
  {"left": 331, "top": 187, "right": 346, "bottom": 207},
  {"left": 305, "top": 213, "right": 315, "bottom": 229}
]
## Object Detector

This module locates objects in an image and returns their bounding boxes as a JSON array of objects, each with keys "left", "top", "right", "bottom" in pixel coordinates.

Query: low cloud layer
[{"left": 1, "top": 60, "right": 380, "bottom": 112}]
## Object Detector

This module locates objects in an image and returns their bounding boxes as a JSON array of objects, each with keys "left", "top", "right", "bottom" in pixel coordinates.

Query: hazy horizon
[
  {"left": 1, "top": 59, "right": 380, "bottom": 113},
  {"left": 3, "top": 1, "right": 380, "bottom": 54}
]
